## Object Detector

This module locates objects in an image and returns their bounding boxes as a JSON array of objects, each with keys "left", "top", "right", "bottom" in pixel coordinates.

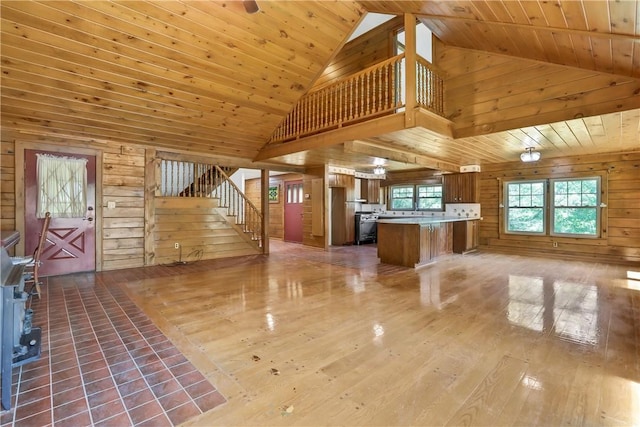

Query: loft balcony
[{"left": 255, "top": 49, "right": 459, "bottom": 172}]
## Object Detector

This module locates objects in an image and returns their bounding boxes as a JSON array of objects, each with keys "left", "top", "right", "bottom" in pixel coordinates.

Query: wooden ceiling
[{"left": 1, "top": 1, "right": 639, "bottom": 173}]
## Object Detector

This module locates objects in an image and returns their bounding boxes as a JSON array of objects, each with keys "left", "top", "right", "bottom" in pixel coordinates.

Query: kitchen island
[{"left": 377, "top": 217, "right": 479, "bottom": 268}]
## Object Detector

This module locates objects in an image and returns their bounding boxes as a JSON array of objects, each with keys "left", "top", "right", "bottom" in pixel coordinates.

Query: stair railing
[{"left": 159, "top": 160, "right": 263, "bottom": 246}]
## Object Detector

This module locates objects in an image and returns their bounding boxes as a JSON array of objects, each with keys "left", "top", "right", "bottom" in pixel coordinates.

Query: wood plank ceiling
[{"left": 1, "top": 1, "right": 639, "bottom": 173}]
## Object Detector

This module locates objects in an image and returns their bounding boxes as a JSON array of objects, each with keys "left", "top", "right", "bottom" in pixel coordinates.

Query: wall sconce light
[
  {"left": 520, "top": 147, "right": 541, "bottom": 162},
  {"left": 373, "top": 166, "right": 386, "bottom": 175}
]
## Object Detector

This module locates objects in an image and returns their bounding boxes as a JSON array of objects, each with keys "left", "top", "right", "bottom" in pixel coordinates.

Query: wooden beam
[
  {"left": 404, "top": 13, "right": 417, "bottom": 127},
  {"left": 261, "top": 169, "right": 270, "bottom": 255},
  {"left": 344, "top": 140, "right": 460, "bottom": 173},
  {"left": 254, "top": 113, "right": 406, "bottom": 161},
  {"left": 415, "top": 109, "right": 455, "bottom": 138}
]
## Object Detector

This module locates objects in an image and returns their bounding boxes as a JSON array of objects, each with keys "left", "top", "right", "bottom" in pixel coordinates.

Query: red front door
[
  {"left": 284, "top": 180, "right": 303, "bottom": 243},
  {"left": 25, "top": 149, "right": 96, "bottom": 276}
]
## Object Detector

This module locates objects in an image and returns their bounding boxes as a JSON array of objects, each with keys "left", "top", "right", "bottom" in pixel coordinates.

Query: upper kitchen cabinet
[
  {"left": 443, "top": 173, "right": 479, "bottom": 203},
  {"left": 360, "top": 179, "right": 381, "bottom": 204}
]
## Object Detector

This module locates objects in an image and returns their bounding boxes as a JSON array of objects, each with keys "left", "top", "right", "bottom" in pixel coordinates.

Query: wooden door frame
[{"left": 15, "top": 141, "right": 104, "bottom": 272}]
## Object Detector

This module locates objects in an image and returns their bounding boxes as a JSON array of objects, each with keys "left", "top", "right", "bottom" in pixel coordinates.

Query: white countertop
[{"left": 377, "top": 216, "right": 480, "bottom": 224}]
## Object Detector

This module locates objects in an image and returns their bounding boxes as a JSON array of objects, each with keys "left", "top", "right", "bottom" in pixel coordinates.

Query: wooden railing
[
  {"left": 160, "top": 160, "right": 263, "bottom": 246},
  {"left": 269, "top": 54, "right": 406, "bottom": 143},
  {"left": 269, "top": 53, "right": 445, "bottom": 143},
  {"left": 416, "top": 57, "right": 444, "bottom": 114}
]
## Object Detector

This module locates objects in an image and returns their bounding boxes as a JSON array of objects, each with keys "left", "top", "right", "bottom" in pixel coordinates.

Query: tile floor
[{"left": 1, "top": 271, "right": 226, "bottom": 426}]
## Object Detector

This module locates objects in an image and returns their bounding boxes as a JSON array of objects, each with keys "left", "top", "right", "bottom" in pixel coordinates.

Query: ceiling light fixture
[
  {"left": 373, "top": 166, "right": 386, "bottom": 175},
  {"left": 520, "top": 147, "right": 541, "bottom": 162}
]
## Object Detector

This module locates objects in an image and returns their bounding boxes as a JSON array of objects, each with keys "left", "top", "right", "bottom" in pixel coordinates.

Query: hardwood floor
[{"left": 111, "top": 241, "right": 639, "bottom": 426}]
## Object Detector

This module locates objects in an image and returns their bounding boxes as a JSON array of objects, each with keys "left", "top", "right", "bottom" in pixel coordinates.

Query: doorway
[
  {"left": 24, "top": 149, "right": 96, "bottom": 276},
  {"left": 284, "top": 180, "right": 303, "bottom": 243}
]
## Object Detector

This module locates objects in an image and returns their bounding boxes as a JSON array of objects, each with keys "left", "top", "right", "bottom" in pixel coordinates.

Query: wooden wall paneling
[
  {"left": 101, "top": 145, "right": 144, "bottom": 270},
  {"left": 303, "top": 166, "right": 327, "bottom": 249},
  {"left": 0, "top": 141, "right": 16, "bottom": 234},
  {"left": 153, "top": 197, "right": 259, "bottom": 264},
  {"left": 478, "top": 151, "right": 640, "bottom": 264},
  {"left": 437, "top": 41, "right": 640, "bottom": 140},
  {"left": 311, "top": 178, "right": 324, "bottom": 236},
  {"left": 313, "top": 16, "right": 401, "bottom": 89}
]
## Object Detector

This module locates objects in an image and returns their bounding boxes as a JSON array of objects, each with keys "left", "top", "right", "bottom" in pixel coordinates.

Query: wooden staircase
[{"left": 162, "top": 160, "right": 263, "bottom": 250}]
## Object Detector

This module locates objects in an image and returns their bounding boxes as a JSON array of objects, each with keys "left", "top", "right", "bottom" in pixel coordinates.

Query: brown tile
[
  {"left": 14, "top": 397, "right": 52, "bottom": 422},
  {"left": 84, "top": 378, "right": 115, "bottom": 396},
  {"left": 105, "top": 352, "right": 133, "bottom": 366},
  {"left": 133, "top": 353, "right": 161, "bottom": 368},
  {"left": 169, "top": 362, "right": 196, "bottom": 378},
  {"left": 177, "top": 370, "right": 207, "bottom": 389},
  {"left": 17, "top": 375, "right": 50, "bottom": 394},
  {"left": 130, "top": 346, "right": 155, "bottom": 361},
  {"left": 81, "top": 367, "right": 111, "bottom": 385},
  {"left": 117, "top": 377, "right": 148, "bottom": 397},
  {"left": 53, "top": 397, "right": 89, "bottom": 422},
  {"left": 157, "top": 389, "right": 191, "bottom": 412},
  {"left": 77, "top": 351, "right": 104, "bottom": 367},
  {"left": 89, "top": 399, "right": 126, "bottom": 424},
  {"left": 51, "top": 375, "right": 83, "bottom": 394},
  {"left": 185, "top": 380, "right": 216, "bottom": 400},
  {"left": 79, "top": 359, "right": 108, "bottom": 374},
  {"left": 93, "top": 412, "right": 132, "bottom": 427},
  {"left": 151, "top": 379, "right": 182, "bottom": 398},
  {"left": 151, "top": 340, "right": 175, "bottom": 353},
  {"left": 166, "top": 401, "right": 201, "bottom": 426},
  {"left": 12, "top": 408, "right": 52, "bottom": 426},
  {"left": 52, "top": 385, "right": 85, "bottom": 408},
  {"left": 51, "top": 357, "right": 83, "bottom": 375},
  {"left": 144, "top": 369, "right": 174, "bottom": 386},
  {"left": 128, "top": 400, "right": 164, "bottom": 425},
  {"left": 195, "top": 390, "right": 227, "bottom": 412},
  {"left": 123, "top": 388, "right": 155, "bottom": 411},
  {"left": 16, "top": 383, "right": 50, "bottom": 406},
  {"left": 139, "top": 361, "right": 164, "bottom": 376},
  {"left": 109, "top": 359, "right": 137, "bottom": 375},
  {"left": 113, "top": 368, "right": 143, "bottom": 386},
  {"left": 53, "top": 410, "right": 92, "bottom": 427},
  {"left": 51, "top": 366, "right": 81, "bottom": 384},
  {"left": 137, "top": 413, "right": 172, "bottom": 427},
  {"left": 86, "top": 386, "right": 120, "bottom": 408}
]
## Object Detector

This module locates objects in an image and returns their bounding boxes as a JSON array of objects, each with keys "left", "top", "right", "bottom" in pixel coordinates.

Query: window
[
  {"left": 390, "top": 184, "right": 443, "bottom": 211},
  {"left": 390, "top": 185, "right": 414, "bottom": 210},
  {"left": 551, "top": 178, "right": 599, "bottom": 236},
  {"left": 504, "top": 177, "right": 601, "bottom": 238},
  {"left": 505, "top": 181, "right": 546, "bottom": 234},
  {"left": 417, "top": 184, "right": 442, "bottom": 210}
]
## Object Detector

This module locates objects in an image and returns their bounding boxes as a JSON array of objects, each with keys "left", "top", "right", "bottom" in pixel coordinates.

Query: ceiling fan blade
[{"left": 243, "top": 0, "right": 260, "bottom": 14}]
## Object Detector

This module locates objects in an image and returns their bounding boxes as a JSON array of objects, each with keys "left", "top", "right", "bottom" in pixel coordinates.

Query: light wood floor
[{"left": 115, "top": 241, "right": 640, "bottom": 426}]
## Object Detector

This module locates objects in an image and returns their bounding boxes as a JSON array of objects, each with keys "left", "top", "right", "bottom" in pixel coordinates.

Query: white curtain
[{"left": 36, "top": 154, "right": 88, "bottom": 218}]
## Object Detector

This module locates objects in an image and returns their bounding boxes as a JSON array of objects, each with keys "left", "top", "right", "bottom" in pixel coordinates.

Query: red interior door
[
  {"left": 284, "top": 180, "right": 303, "bottom": 243},
  {"left": 25, "top": 149, "right": 96, "bottom": 276}
]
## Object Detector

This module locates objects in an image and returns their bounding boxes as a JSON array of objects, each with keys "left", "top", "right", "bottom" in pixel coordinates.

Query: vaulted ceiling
[{"left": 1, "top": 1, "right": 638, "bottom": 173}]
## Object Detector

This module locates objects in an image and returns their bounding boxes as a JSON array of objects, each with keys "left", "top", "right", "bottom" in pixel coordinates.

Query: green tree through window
[
  {"left": 505, "top": 181, "right": 546, "bottom": 233},
  {"left": 552, "top": 178, "right": 599, "bottom": 236}
]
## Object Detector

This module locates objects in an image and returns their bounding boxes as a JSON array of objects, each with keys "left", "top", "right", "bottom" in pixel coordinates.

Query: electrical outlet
[{"left": 174, "top": 243, "right": 180, "bottom": 249}]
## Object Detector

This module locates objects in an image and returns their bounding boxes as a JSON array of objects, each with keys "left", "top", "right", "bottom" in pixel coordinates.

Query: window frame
[
  {"left": 389, "top": 185, "right": 415, "bottom": 210},
  {"left": 504, "top": 179, "right": 547, "bottom": 235},
  {"left": 416, "top": 184, "right": 443, "bottom": 211},
  {"left": 389, "top": 183, "right": 444, "bottom": 211},
  {"left": 503, "top": 175, "right": 602, "bottom": 239},
  {"left": 550, "top": 177, "right": 600, "bottom": 238}
]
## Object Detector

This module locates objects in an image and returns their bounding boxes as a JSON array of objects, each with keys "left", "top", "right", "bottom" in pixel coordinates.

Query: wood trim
[
  {"left": 261, "top": 169, "right": 270, "bottom": 255},
  {"left": 144, "top": 148, "right": 157, "bottom": 266},
  {"left": 254, "top": 113, "right": 407, "bottom": 161}
]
